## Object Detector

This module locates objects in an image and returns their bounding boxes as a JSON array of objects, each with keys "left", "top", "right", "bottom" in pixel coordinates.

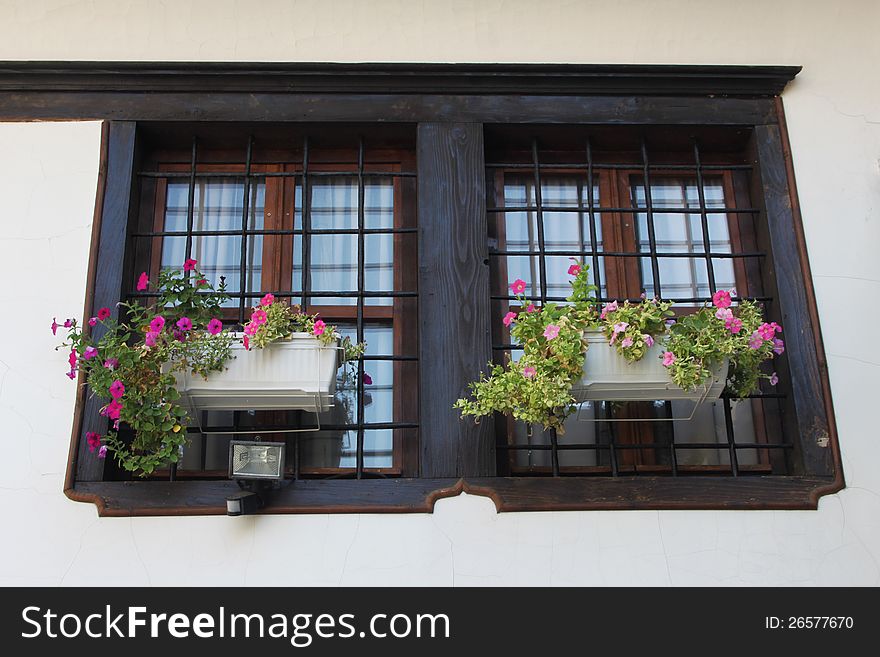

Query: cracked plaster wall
[{"left": 0, "top": 0, "right": 878, "bottom": 586}]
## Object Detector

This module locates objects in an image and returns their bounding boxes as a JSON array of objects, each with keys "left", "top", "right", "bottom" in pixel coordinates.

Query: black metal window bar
[
  {"left": 486, "top": 136, "right": 791, "bottom": 478},
  {"left": 133, "top": 134, "right": 419, "bottom": 481}
]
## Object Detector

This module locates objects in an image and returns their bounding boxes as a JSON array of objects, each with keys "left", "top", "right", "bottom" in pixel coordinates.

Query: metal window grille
[
  {"left": 486, "top": 136, "right": 791, "bottom": 479},
  {"left": 133, "top": 134, "right": 419, "bottom": 481}
]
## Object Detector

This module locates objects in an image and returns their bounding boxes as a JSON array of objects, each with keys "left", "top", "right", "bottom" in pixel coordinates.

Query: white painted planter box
[
  {"left": 175, "top": 333, "right": 342, "bottom": 412},
  {"left": 571, "top": 329, "right": 728, "bottom": 402}
]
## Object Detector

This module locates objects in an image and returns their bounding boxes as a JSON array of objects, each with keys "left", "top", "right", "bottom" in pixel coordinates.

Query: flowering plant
[
  {"left": 456, "top": 261, "right": 785, "bottom": 432},
  {"left": 240, "top": 294, "right": 366, "bottom": 363},
  {"left": 661, "top": 290, "right": 782, "bottom": 396},
  {"left": 54, "top": 262, "right": 234, "bottom": 475},
  {"left": 454, "top": 261, "right": 598, "bottom": 432}
]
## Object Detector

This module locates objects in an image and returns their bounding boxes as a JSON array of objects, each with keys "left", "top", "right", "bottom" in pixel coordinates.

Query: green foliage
[
  {"left": 598, "top": 298, "right": 674, "bottom": 362},
  {"left": 454, "top": 262, "right": 598, "bottom": 432},
  {"left": 57, "top": 265, "right": 234, "bottom": 476}
]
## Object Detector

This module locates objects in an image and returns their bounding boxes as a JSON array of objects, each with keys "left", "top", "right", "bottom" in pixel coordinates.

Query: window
[
  {"left": 2, "top": 63, "right": 837, "bottom": 514},
  {"left": 128, "top": 124, "right": 419, "bottom": 480},
  {"left": 486, "top": 127, "right": 787, "bottom": 478}
]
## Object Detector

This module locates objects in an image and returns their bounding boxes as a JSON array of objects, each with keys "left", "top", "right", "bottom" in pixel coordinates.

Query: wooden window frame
[{"left": 0, "top": 62, "right": 842, "bottom": 514}]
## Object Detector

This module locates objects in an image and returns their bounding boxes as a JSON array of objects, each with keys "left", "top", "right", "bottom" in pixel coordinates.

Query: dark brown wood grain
[
  {"left": 0, "top": 92, "right": 778, "bottom": 126},
  {"left": 417, "top": 123, "right": 494, "bottom": 477},
  {"left": 0, "top": 62, "right": 801, "bottom": 96},
  {"left": 752, "top": 125, "right": 832, "bottom": 477},
  {"left": 75, "top": 121, "right": 138, "bottom": 482},
  {"left": 70, "top": 475, "right": 833, "bottom": 516}
]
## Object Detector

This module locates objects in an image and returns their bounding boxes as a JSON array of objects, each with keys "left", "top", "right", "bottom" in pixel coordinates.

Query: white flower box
[
  {"left": 571, "top": 329, "right": 728, "bottom": 402},
  {"left": 175, "top": 333, "right": 342, "bottom": 413}
]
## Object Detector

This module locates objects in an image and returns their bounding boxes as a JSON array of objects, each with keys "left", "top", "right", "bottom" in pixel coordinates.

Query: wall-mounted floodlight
[{"left": 226, "top": 440, "right": 286, "bottom": 516}]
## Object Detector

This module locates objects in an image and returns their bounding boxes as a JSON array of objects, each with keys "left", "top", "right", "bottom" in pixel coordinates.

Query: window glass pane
[{"left": 162, "top": 178, "right": 265, "bottom": 306}]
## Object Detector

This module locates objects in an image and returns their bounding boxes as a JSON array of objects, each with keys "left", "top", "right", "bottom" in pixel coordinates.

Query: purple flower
[
  {"left": 63, "top": 319, "right": 72, "bottom": 328},
  {"left": 503, "top": 312, "right": 517, "bottom": 327},
  {"left": 65, "top": 369, "right": 76, "bottom": 380},
  {"left": 101, "top": 399, "right": 122, "bottom": 420},
  {"left": 523, "top": 366, "right": 537, "bottom": 379},
  {"left": 643, "top": 334, "right": 654, "bottom": 347},
  {"left": 600, "top": 301, "right": 618, "bottom": 319},
  {"left": 103, "top": 358, "right": 118, "bottom": 369},
  {"left": 82, "top": 346, "right": 98, "bottom": 360},
  {"left": 612, "top": 321, "right": 629, "bottom": 334},
  {"left": 363, "top": 372, "right": 373, "bottom": 386},
  {"left": 68, "top": 350, "right": 77, "bottom": 369},
  {"left": 769, "top": 372, "right": 779, "bottom": 386},
  {"left": 109, "top": 379, "right": 125, "bottom": 399},
  {"left": 88, "top": 317, "right": 98, "bottom": 327},
  {"left": 145, "top": 331, "right": 159, "bottom": 347},
  {"left": 149, "top": 316, "right": 165, "bottom": 333},
  {"left": 772, "top": 338, "right": 785, "bottom": 355},
  {"left": 662, "top": 351, "right": 676, "bottom": 367},
  {"left": 207, "top": 318, "right": 223, "bottom": 335},
  {"left": 176, "top": 317, "right": 193, "bottom": 332},
  {"left": 543, "top": 324, "right": 560, "bottom": 340},
  {"left": 98, "top": 445, "right": 108, "bottom": 459},
  {"left": 51, "top": 318, "right": 59, "bottom": 335},
  {"left": 748, "top": 331, "right": 764, "bottom": 350},
  {"left": 621, "top": 337, "right": 634, "bottom": 348},
  {"left": 757, "top": 322, "right": 776, "bottom": 340},
  {"left": 715, "top": 307, "right": 733, "bottom": 321}
]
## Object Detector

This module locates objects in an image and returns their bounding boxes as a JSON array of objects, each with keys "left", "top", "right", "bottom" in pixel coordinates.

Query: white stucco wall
[{"left": 0, "top": 0, "right": 878, "bottom": 586}]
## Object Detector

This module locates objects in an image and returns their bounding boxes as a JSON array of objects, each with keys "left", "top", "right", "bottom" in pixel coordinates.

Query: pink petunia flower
[
  {"left": 207, "top": 318, "right": 223, "bottom": 335},
  {"left": 503, "top": 312, "right": 517, "bottom": 327},
  {"left": 260, "top": 293, "right": 275, "bottom": 306},
  {"left": 83, "top": 346, "right": 98, "bottom": 360},
  {"left": 748, "top": 331, "right": 764, "bottom": 350},
  {"left": 86, "top": 432, "right": 101, "bottom": 452},
  {"left": 526, "top": 303, "right": 537, "bottom": 313},
  {"left": 196, "top": 278, "right": 208, "bottom": 286},
  {"left": 313, "top": 319, "right": 326, "bottom": 336},
  {"left": 662, "top": 351, "right": 676, "bottom": 367},
  {"left": 363, "top": 372, "right": 373, "bottom": 385},
  {"left": 712, "top": 289, "right": 732, "bottom": 309},
  {"left": 144, "top": 331, "right": 159, "bottom": 347},
  {"left": 51, "top": 318, "right": 59, "bottom": 335},
  {"left": 523, "top": 366, "right": 537, "bottom": 379},
  {"left": 65, "top": 369, "right": 76, "bottom": 380},
  {"left": 757, "top": 322, "right": 776, "bottom": 340},
  {"left": 89, "top": 317, "right": 98, "bottom": 327},
  {"left": 109, "top": 379, "right": 125, "bottom": 399},
  {"left": 97, "top": 307, "right": 111, "bottom": 321},
  {"left": 183, "top": 258, "right": 198, "bottom": 272},
  {"left": 136, "top": 272, "right": 149, "bottom": 291},
  {"left": 63, "top": 319, "right": 73, "bottom": 328},
  {"left": 68, "top": 350, "right": 77, "bottom": 369},
  {"left": 769, "top": 372, "right": 779, "bottom": 386},
  {"left": 725, "top": 317, "right": 743, "bottom": 334},
  {"left": 98, "top": 445, "right": 108, "bottom": 459},
  {"left": 509, "top": 279, "right": 527, "bottom": 295},
  {"left": 101, "top": 399, "right": 122, "bottom": 420},
  {"left": 243, "top": 335, "right": 250, "bottom": 351},
  {"left": 251, "top": 309, "right": 268, "bottom": 325},
  {"left": 600, "top": 300, "right": 618, "bottom": 319},
  {"left": 149, "top": 316, "right": 166, "bottom": 333},
  {"left": 643, "top": 334, "right": 654, "bottom": 347},
  {"left": 621, "top": 337, "right": 634, "bottom": 348},
  {"left": 612, "top": 321, "right": 629, "bottom": 334},
  {"left": 772, "top": 338, "right": 785, "bottom": 355},
  {"left": 568, "top": 264, "right": 581, "bottom": 276},
  {"left": 243, "top": 323, "right": 258, "bottom": 336},
  {"left": 176, "top": 317, "right": 193, "bottom": 332},
  {"left": 770, "top": 322, "right": 783, "bottom": 334},
  {"left": 543, "top": 324, "right": 560, "bottom": 340},
  {"left": 715, "top": 307, "right": 733, "bottom": 321},
  {"left": 104, "top": 358, "right": 118, "bottom": 369}
]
